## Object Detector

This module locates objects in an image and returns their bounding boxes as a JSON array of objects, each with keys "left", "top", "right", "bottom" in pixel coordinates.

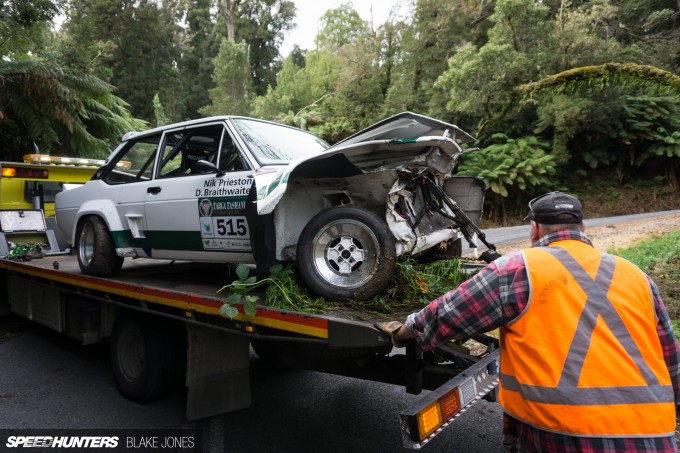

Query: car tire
[
  {"left": 76, "top": 216, "right": 124, "bottom": 277},
  {"left": 297, "top": 206, "right": 396, "bottom": 301},
  {"left": 109, "top": 317, "right": 184, "bottom": 403}
]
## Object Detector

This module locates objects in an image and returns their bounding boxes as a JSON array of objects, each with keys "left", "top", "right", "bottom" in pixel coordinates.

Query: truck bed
[
  {"left": 0, "top": 254, "right": 386, "bottom": 349},
  {"left": 1, "top": 253, "right": 500, "bottom": 449}
]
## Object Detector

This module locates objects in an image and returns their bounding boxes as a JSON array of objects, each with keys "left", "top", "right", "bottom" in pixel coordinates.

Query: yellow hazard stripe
[{"left": 0, "top": 261, "right": 329, "bottom": 339}]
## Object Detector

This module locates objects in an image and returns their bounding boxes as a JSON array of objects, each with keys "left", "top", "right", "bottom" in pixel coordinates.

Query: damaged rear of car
[{"left": 252, "top": 112, "right": 490, "bottom": 300}]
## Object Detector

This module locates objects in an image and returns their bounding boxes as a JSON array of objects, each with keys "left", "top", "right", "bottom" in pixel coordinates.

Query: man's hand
[
  {"left": 374, "top": 321, "right": 413, "bottom": 348},
  {"left": 480, "top": 249, "right": 502, "bottom": 263}
]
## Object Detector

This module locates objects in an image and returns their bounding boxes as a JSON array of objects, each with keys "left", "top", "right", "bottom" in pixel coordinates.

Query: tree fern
[{"left": 0, "top": 55, "right": 145, "bottom": 160}]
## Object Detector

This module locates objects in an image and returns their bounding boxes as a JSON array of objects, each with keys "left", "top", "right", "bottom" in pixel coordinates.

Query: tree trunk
[
  {"left": 667, "top": 159, "right": 679, "bottom": 190},
  {"left": 218, "top": 0, "right": 237, "bottom": 43}
]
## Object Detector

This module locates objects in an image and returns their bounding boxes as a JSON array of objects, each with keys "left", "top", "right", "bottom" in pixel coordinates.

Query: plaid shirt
[{"left": 405, "top": 230, "right": 680, "bottom": 452}]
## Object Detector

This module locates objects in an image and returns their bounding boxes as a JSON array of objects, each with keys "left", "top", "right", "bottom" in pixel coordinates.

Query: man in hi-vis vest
[{"left": 377, "top": 192, "right": 679, "bottom": 452}]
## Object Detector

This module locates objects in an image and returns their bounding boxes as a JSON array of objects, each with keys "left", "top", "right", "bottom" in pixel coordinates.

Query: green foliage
[
  {"left": 518, "top": 64, "right": 680, "bottom": 97},
  {"left": 534, "top": 94, "right": 595, "bottom": 165},
  {"left": 235, "top": 0, "right": 296, "bottom": 96},
  {"left": 436, "top": 42, "right": 530, "bottom": 136},
  {"left": 546, "top": 0, "right": 627, "bottom": 73},
  {"left": 610, "top": 231, "right": 680, "bottom": 274},
  {"left": 152, "top": 94, "right": 170, "bottom": 127},
  {"left": 218, "top": 263, "right": 326, "bottom": 319},
  {"left": 0, "top": 0, "right": 58, "bottom": 27},
  {"left": 315, "top": 4, "right": 366, "bottom": 50},
  {"left": 533, "top": 90, "right": 680, "bottom": 186},
  {"left": 218, "top": 264, "right": 259, "bottom": 319},
  {"left": 64, "top": 0, "right": 183, "bottom": 122},
  {"left": 218, "top": 259, "right": 474, "bottom": 318},
  {"left": 609, "top": 230, "right": 680, "bottom": 332},
  {"left": 251, "top": 55, "right": 314, "bottom": 122},
  {"left": 433, "top": 0, "right": 553, "bottom": 136},
  {"left": 200, "top": 39, "right": 253, "bottom": 116},
  {"left": 615, "top": 0, "right": 680, "bottom": 71},
  {"left": 4, "top": 0, "right": 680, "bottom": 200},
  {"left": 263, "top": 264, "right": 327, "bottom": 313},
  {"left": 250, "top": 4, "right": 386, "bottom": 141},
  {"left": 384, "top": 0, "right": 491, "bottom": 119},
  {"left": 309, "top": 117, "right": 355, "bottom": 143},
  {"left": 385, "top": 258, "right": 469, "bottom": 306},
  {"left": 0, "top": 0, "right": 58, "bottom": 55},
  {"left": 458, "top": 134, "right": 556, "bottom": 197},
  {"left": 0, "top": 55, "right": 146, "bottom": 159},
  {"left": 178, "top": 0, "right": 216, "bottom": 119}
]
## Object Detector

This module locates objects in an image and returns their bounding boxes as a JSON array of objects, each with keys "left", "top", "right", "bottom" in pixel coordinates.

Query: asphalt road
[
  {"left": 463, "top": 209, "right": 680, "bottom": 254},
  {"left": 0, "top": 322, "right": 504, "bottom": 452}
]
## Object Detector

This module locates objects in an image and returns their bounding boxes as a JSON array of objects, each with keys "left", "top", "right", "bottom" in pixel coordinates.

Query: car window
[
  {"left": 231, "top": 118, "right": 328, "bottom": 165},
  {"left": 218, "top": 133, "right": 250, "bottom": 172},
  {"left": 158, "top": 125, "right": 223, "bottom": 178},
  {"left": 23, "top": 181, "right": 64, "bottom": 203},
  {"left": 102, "top": 133, "right": 162, "bottom": 184}
]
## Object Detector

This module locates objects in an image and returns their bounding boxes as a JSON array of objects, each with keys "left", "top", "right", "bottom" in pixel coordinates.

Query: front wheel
[
  {"left": 76, "top": 216, "right": 123, "bottom": 277},
  {"left": 296, "top": 206, "right": 396, "bottom": 301}
]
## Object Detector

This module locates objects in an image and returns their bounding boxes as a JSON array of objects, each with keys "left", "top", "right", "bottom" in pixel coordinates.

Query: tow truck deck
[{"left": 0, "top": 254, "right": 499, "bottom": 449}]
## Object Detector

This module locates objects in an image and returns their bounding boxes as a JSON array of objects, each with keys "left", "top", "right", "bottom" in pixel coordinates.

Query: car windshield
[{"left": 231, "top": 118, "right": 328, "bottom": 165}]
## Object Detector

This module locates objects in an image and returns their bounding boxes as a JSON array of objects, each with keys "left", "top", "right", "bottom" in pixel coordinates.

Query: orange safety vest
[{"left": 498, "top": 240, "right": 676, "bottom": 437}]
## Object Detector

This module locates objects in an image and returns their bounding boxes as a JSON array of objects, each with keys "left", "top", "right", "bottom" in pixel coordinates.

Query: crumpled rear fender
[{"left": 70, "top": 199, "right": 124, "bottom": 245}]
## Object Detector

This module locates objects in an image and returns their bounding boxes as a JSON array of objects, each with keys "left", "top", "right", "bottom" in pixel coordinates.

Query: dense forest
[{"left": 1, "top": 0, "right": 679, "bottom": 220}]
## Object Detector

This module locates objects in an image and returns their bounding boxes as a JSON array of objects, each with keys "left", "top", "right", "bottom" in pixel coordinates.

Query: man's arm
[
  {"left": 396, "top": 252, "right": 530, "bottom": 352},
  {"left": 650, "top": 277, "right": 680, "bottom": 405}
]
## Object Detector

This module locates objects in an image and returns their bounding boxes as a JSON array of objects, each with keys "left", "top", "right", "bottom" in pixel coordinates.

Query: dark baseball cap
[{"left": 526, "top": 191, "right": 583, "bottom": 224}]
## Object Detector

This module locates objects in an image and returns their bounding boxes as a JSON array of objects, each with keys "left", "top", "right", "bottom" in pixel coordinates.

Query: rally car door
[{"left": 142, "top": 122, "right": 255, "bottom": 261}]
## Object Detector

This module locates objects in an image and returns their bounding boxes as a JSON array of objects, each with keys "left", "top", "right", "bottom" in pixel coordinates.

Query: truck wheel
[
  {"left": 77, "top": 216, "right": 123, "bottom": 277},
  {"left": 109, "top": 317, "right": 181, "bottom": 403},
  {"left": 250, "top": 340, "right": 281, "bottom": 366},
  {"left": 297, "top": 206, "right": 396, "bottom": 301}
]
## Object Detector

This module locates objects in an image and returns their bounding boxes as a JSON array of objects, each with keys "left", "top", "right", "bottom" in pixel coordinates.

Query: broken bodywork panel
[{"left": 251, "top": 112, "right": 485, "bottom": 261}]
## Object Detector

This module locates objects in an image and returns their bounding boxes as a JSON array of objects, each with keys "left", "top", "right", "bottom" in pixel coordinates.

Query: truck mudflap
[{"left": 399, "top": 346, "right": 500, "bottom": 449}]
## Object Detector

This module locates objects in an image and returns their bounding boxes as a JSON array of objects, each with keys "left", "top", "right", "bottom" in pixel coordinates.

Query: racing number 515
[{"left": 216, "top": 218, "right": 247, "bottom": 236}]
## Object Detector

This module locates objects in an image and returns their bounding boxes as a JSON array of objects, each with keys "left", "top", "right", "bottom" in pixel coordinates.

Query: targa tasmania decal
[{"left": 198, "top": 196, "right": 251, "bottom": 251}]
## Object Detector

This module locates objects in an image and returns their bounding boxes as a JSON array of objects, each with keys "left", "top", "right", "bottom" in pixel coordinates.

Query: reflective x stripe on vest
[
  {"left": 498, "top": 244, "right": 675, "bottom": 437},
  {"left": 502, "top": 248, "right": 671, "bottom": 405}
]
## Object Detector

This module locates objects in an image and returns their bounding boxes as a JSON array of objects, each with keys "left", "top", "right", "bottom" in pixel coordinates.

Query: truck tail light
[
  {"left": 400, "top": 348, "right": 500, "bottom": 449},
  {"left": 416, "top": 401, "right": 443, "bottom": 439},
  {"left": 415, "top": 385, "right": 462, "bottom": 439},
  {"left": 438, "top": 388, "right": 461, "bottom": 420},
  {"left": 1, "top": 167, "right": 49, "bottom": 179}
]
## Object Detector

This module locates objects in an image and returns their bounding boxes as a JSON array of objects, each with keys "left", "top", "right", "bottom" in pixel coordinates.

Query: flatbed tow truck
[{"left": 0, "top": 253, "right": 499, "bottom": 449}]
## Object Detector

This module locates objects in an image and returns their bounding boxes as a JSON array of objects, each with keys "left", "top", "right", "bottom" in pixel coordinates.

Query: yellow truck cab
[
  {"left": 0, "top": 154, "right": 102, "bottom": 218},
  {"left": 0, "top": 155, "right": 105, "bottom": 257}
]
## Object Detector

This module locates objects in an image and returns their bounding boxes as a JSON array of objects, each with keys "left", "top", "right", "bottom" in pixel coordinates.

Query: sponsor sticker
[{"left": 197, "top": 197, "right": 250, "bottom": 252}]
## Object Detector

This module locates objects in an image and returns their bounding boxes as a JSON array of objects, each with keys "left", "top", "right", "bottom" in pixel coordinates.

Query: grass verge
[{"left": 610, "top": 230, "right": 680, "bottom": 337}]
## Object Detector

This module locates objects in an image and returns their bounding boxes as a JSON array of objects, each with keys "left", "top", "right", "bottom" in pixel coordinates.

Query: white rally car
[{"left": 55, "top": 113, "right": 489, "bottom": 300}]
